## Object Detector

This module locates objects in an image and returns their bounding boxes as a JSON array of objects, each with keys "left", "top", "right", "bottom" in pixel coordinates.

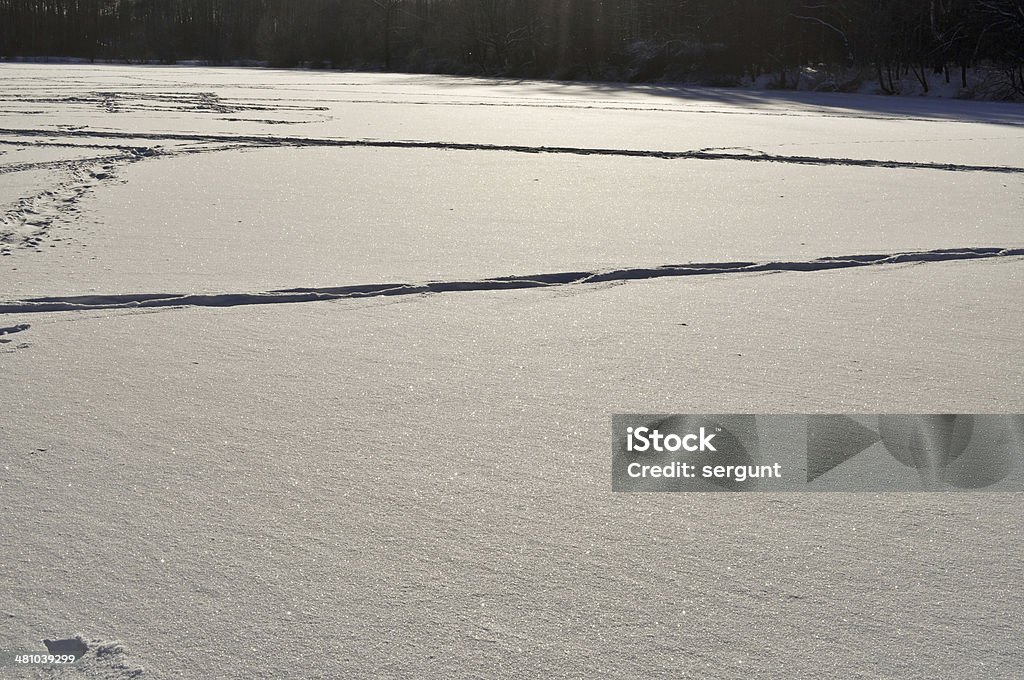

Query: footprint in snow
[{"left": 0, "top": 324, "right": 31, "bottom": 351}]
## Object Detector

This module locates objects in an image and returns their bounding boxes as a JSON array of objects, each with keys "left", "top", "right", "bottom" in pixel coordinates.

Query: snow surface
[{"left": 1, "top": 64, "right": 1023, "bottom": 679}]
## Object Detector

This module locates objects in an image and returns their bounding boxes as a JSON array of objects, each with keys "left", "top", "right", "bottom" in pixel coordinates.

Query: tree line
[{"left": 1, "top": 1, "right": 1022, "bottom": 93}]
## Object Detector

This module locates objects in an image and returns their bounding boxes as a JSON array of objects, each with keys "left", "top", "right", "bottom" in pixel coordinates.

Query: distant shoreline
[{"left": 4, "top": 56, "right": 1024, "bottom": 104}]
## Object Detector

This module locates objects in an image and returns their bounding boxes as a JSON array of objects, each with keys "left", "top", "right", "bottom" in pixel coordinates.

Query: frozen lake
[{"left": 1, "top": 64, "right": 1023, "bottom": 678}]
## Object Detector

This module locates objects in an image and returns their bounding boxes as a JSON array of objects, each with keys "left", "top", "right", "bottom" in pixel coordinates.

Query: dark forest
[{"left": 2, "top": 1, "right": 1023, "bottom": 93}]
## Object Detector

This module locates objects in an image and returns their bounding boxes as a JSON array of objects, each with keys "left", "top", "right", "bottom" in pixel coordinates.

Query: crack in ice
[
  {"left": 2, "top": 128, "right": 1022, "bottom": 174},
  {"left": 1, "top": 247, "right": 1021, "bottom": 315}
]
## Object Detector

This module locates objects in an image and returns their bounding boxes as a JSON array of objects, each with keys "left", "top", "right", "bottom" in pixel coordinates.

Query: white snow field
[{"left": 1, "top": 64, "right": 1023, "bottom": 679}]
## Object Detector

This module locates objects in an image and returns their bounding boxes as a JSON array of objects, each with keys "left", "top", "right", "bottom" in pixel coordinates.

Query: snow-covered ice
[{"left": 1, "top": 64, "right": 1022, "bottom": 679}]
